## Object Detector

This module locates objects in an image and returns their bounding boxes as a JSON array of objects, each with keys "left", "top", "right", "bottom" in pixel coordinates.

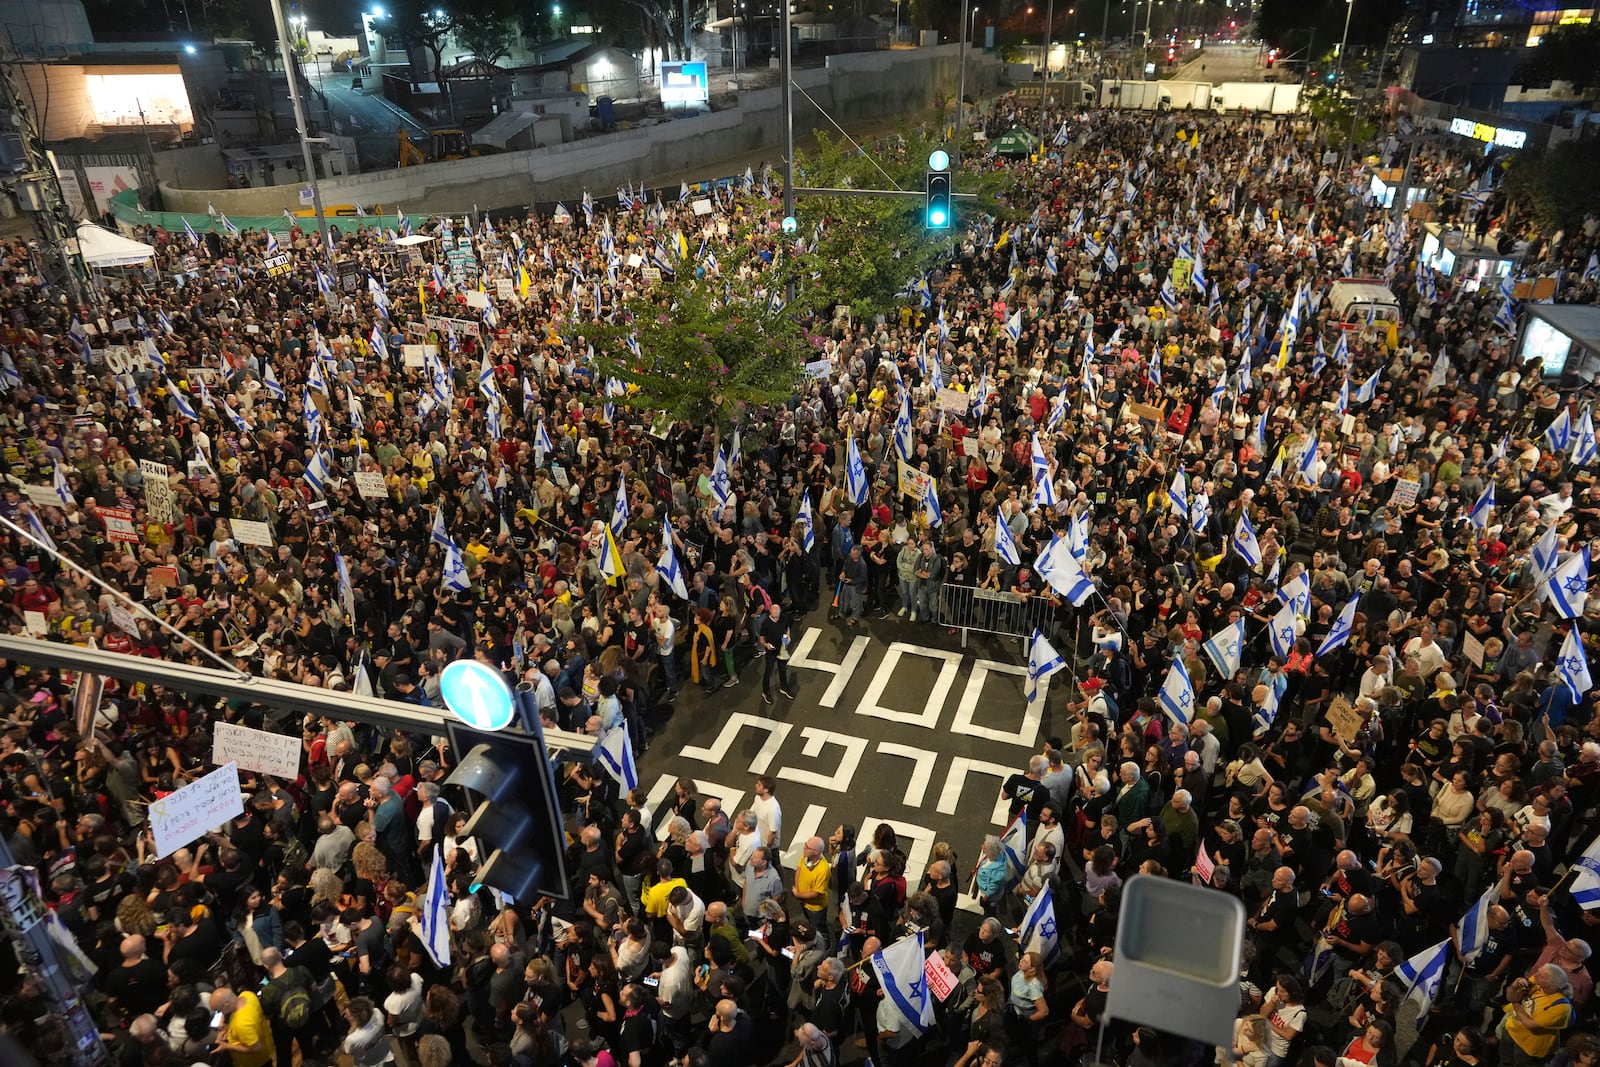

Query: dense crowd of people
[{"left": 0, "top": 92, "right": 1598, "bottom": 1067}]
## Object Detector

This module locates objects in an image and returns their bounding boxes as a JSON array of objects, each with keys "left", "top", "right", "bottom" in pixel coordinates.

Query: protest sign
[
  {"left": 212, "top": 722, "right": 302, "bottom": 779},
  {"left": 150, "top": 762, "right": 245, "bottom": 859}
]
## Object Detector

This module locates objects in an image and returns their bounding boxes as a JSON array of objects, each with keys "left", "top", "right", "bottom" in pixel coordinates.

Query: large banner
[{"left": 150, "top": 762, "right": 244, "bottom": 859}]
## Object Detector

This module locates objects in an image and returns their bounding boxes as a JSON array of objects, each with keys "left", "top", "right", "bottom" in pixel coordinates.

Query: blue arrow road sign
[{"left": 438, "top": 660, "right": 515, "bottom": 731}]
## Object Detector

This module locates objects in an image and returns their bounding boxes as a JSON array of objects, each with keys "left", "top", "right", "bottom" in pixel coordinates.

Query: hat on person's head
[{"left": 1081, "top": 677, "right": 1104, "bottom": 690}]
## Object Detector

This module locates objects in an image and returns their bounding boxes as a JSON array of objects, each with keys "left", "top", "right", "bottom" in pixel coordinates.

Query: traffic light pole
[{"left": 792, "top": 187, "right": 980, "bottom": 202}]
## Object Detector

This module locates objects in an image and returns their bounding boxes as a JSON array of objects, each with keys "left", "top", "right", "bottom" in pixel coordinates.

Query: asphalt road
[
  {"left": 637, "top": 606, "right": 1070, "bottom": 917},
  {"left": 1173, "top": 41, "right": 1267, "bottom": 84},
  {"left": 312, "top": 74, "right": 429, "bottom": 171}
]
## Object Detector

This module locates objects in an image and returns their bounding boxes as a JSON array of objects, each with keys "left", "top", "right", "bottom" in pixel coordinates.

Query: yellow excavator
[{"left": 397, "top": 127, "right": 482, "bottom": 167}]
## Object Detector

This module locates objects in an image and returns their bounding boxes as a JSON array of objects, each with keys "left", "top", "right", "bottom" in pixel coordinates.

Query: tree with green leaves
[
  {"left": 792, "top": 127, "right": 1008, "bottom": 320},
  {"left": 1515, "top": 24, "right": 1600, "bottom": 92},
  {"left": 385, "top": 0, "right": 455, "bottom": 82},
  {"left": 584, "top": 237, "right": 810, "bottom": 432},
  {"left": 452, "top": 2, "right": 519, "bottom": 68},
  {"left": 1503, "top": 137, "right": 1600, "bottom": 235}
]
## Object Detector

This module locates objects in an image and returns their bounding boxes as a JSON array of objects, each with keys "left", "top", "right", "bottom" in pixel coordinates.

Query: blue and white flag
[
  {"left": 1018, "top": 881, "right": 1061, "bottom": 966},
  {"left": 420, "top": 845, "right": 452, "bottom": 967},
  {"left": 52, "top": 463, "right": 74, "bottom": 507},
  {"left": 441, "top": 536, "right": 472, "bottom": 592},
  {"left": 1585, "top": 251, "right": 1600, "bottom": 284},
  {"left": 1456, "top": 883, "right": 1498, "bottom": 964},
  {"left": 304, "top": 450, "right": 330, "bottom": 495},
  {"left": 1203, "top": 619, "right": 1246, "bottom": 678},
  {"left": 994, "top": 511, "right": 1021, "bottom": 567},
  {"left": 1158, "top": 656, "right": 1194, "bottom": 725},
  {"left": 535, "top": 420, "right": 553, "bottom": 463},
  {"left": 869, "top": 932, "right": 934, "bottom": 1036},
  {"left": 1467, "top": 482, "right": 1496, "bottom": 528},
  {"left": 183, "top": 217, "right": 200, "bottom": 246},
  {"left": 1006, "top": 309, "right": 1023, "bottom": 342},
  {"left": 1252, "top": 684, "right": 1280, "bottom": 737},
  {"left": 1031, "top": 434, "right": 1057, "bottom": 509},
  {"left": 1232, "top": 512, "right": 1262, "bottom": 568},
  {"left": 1268, "top": 601, "right": 1298, "bottom": 659},
  {"left": 656, "top": 520, "right": 688, "bottom": 600},
  {"left": 798, "top": 493, "right": 816, "bottom": 553},
  {"left": 262, "top": 361, "right": 285, "bottom": 400},
  {"left": 221, "top": 400, "right": 251, "bottom": 436},
  {"left": 1037, "top": 539, "right": 1096, "bottom": 606},
  {"left": 610, "top": 488, "right": 629, "bottom": 540},
  {"left": 430, "top": 503, "right": 453, "bottom": 551},
  {"left": 710, "top": 447, "right": 733, "bottom": 507},
  {"left": 1547, "top": 546, "right": 1591, "bottom": 620},
  {"left": 1355, "top": 368, "right": 1382, "bottom": 405},
  {"left": 594, "top": 725, "right": 639, "bottom": 791},
  {"left": 1147, "top": 349, "right": 1162, "bottom": 387},
  {"left": 1567, "top": 833, "right": 1600, "bottom": 910},
  {"left": 1316, "top": 598, "right": 1360, "bottom": 658},
  {"left": 923, "top": 479, "right": 943, "bottom": 528},
  {"left": 846, "top": 434, "right": 869, "bottom": 506},
  {"left": 1559, "top": 625, "right": 1593, "bottom": 705},
  {"left": 999, "top": 811, "right": 1028, "bottom": 886},
  {"left": 1169, "top": 471, "right": 1188, "bottom": 520},
  {"left": 894, "top": 393, "right": 914, "bottom": 462},
  {"left": 1532, "top": 524, "right": 1561, "bottom": 588},
  {"left": 1191, "top": 491, "right": 1212, "bottom": 534},
  {"left": 1026, "top": 630, "right": 1066, "bottom": 707},
  {"left": 1574, "top": 407, "right": 1598, "bottom": 467},
  {"left": 166, "top": 379, "right": 198, "bottom": 421},
  {"left": 1395, "top": 940, "right": 1450, "bottom": 1026},
  {"left": 335, "top": 551, "right": 356, "bottom": 620},
  {"left": 1278, "top": 573, "right": 1311, "bottom": 617},
  {"left": 1547, "top": 406, "right": 1573, "bottom": 454}
]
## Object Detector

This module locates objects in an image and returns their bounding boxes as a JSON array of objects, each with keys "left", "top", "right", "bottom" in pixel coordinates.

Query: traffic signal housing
[
  {"left": 446, "top": 724, "right": 571, "bottom": 900},
  {"left": 926, "top": 169, "right": 952, "bottom": 230}
]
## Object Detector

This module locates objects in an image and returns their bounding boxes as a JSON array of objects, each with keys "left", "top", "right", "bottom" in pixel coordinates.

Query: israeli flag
[
  {"left": 1037, "top": 540, "right": 1096, "bottom": 606},
  {"left": 222, "top": 401, "right": 251, "bottom": 435},
  {"left": 419, "top": 846, "right": 452, "bottom": 967},
  {"left": 1031, "top": 435, "right": 1056, "bottom": 509},
  {"left": 303, "top": 450, "right": 330, "bottom": 495},
  {"left": 999, "top": 811, "right": 1028, "bottom": 886},
  {"left": 1457, "top": 883, "right": 1498, "bottom": 964},
  {"left": 1267, "top": 601, "right": 1298, "bottom": 659},
  {"left": 1542, "top": 404, "right": 1568, "bottom": 454},
  {"left": 1169, "top": 471, "right": 1188, "bottom": 520},
  {"left": 1355, "top": 368, "right": 1382, "bottom": 405},
  {"left": 709, "top": 448, "right": 733, "bottom": 506},
  {"left": 1018, "top": 882, "right": 1061, "bottom": 966},
  {"left": 307, "top": 357, "right": 328, "bottom": 396},
  {"left": 1297, "top": 436, "right": 1319, "bottom": 482},
  {"left": 1160, "top": 273, "right": 1179, "bottom": 310},
  {"left": 1585, "top": 251, "right": 1600, "bottom": 284},
  {"left": 51, "top": 462, "right": 74, "bottom": 507},
  {"left": 869, "top": 932, "right": 934, "bottom": 1036},
  {"left": 1547, "top": 546, "right": 1591, "bottom": 620},
  {"left": 302, "top": 388, "right": 322, "bottom": 444},
  {"left": 994, "top": 511, "right": 1022, "bottom": 567},
  {"left": 166, "top": 379, "right": 198, "bottom": 421},
  {"left": 1253, "top": 205, "right": 1266, "bottom": 232},
  {"left": 1026, "top": 630, "right": 1066, "bottom": 707},
  {"left": 1316, "top": 598, "right": 1359, "bottom": 657},
  {"left": 1159, "top": 655, "right": 1194, "bottom": 725},
  {"left": 1574, "top": 407, "right": 1598, "bottom": 467},
  {"left": 1466, "top": 482, "right": 1495, "bottom": 529},
  {"left": 183, "top": 217, "right": 200, "bottom": 246},
  {"left": 1252, "top": 684, "right": 1280, "bottom": 737},
  {"left": 219, "top": 212, "right": 238, "bottom": 236},
  {"left": 656, "top": 520, "right": 688, "bottom": 599},
  {"left": 1147, "top": 349, "right": 1162, "bottom": 387},
  {"left": 535, "top": 419, "right": 553, "bottom": 462},
  {"left": 1395, "top": 940, "right": 1451, "bottom": 1026},
  {"left": 430, "top": 504, "right": 453, "bottom": 551},
  {"left": 1532, "top": 524, "right": 1561, "bottom": 587},
  {"left": 594, "top": 726, "right": 639, "bottom": 791},
  {"left": 1211, "top": 372, "right": 1228, "bottom": 408},
  {"left": 798, "top": 493, "right": 816, "bottom": 553},
  {"left": 441, "top": 537, "right": 472, "bottom": 592},
  {"left": 894, "top": 393, "right": 914, "bottom": 462},
  {"left": 1253, "top": 408, "right": 1269, "bottom": 450},
  {"left": 367, "top": 275, "right": 389, "bottom": 315},
  {"left": 610, "top": 487, "right": 630, "bottom": 540},
  {"left": 1232, "top": 512, "right": 1262, "bottom": 568},
  {"left": 1336, "top": 376, "right": 1349, "bottom": 415},
  {"left": 1559, "top": 625, "right": 1592, "bottom": 704},
  {"left": 1332, "top": 331, "right": 1349, "bottom": 366},
  {"left": 1203, "top": 619, "right": 1246, "bottom": 678},
  {"left": 846, "top": 434, "right": 870, "bottom": 506},
  {"left": 1567, "top": 832, "right": 1600, "bottom": 910},
  {"left": 1067, "top": 511, "right": 1091, "bottom": 561},
  {"left": 263, "top": 362, "right": 285, "bottom": 400},
  {"left": 1006, "top": 309, "right": 1023, "bottom": 342},
  {"left": 1278, "top": 573, "right": 1311, "bottom": 617},
  {"left": 923, "top": 479, "right": 943, "bottom": 528}
]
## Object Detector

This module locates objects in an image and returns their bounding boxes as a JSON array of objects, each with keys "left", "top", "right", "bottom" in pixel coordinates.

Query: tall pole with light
[
  {"left": 956, "top": 4, "right": 976, "bottom": 154},
  {"left": 1040, "top": 0, "right": 1054, "bottom": 146},
  {"left": 268, "top": 0, "right": 333, "bottom": 267},
  {"left": 1335, "top": 0, "right": 1355, "bottom": 83}
]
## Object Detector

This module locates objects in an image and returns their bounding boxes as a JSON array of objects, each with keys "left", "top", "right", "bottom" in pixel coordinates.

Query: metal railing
[{"left": 936, "top": 583, "right": 1060, "bottom": 644}]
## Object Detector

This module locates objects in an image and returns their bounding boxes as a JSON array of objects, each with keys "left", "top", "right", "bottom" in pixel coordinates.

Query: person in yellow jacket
[{"left": 1501, "top": 964, "right": 1576, "bottom": 1067}]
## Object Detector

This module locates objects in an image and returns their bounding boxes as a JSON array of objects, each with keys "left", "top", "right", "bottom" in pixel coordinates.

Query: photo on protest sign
[
  {"left": 150, "top": 762, "right": 245, "bottom": 859},
  {"left": 212, "top": 722, "right": 302, "bottom": 779}
]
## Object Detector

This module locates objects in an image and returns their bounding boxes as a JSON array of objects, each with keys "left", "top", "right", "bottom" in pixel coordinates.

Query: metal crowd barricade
[{"left": 936, "top": 584, "right": 1059, "bottom": 647}]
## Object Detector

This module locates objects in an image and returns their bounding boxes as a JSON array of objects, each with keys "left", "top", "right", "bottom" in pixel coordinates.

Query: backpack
[
  {"left": 278, "top": 985, "right": 313, "bottom": 1029},
  {"left": 278, "top": 836, "right": 310, "bottom": 874}
]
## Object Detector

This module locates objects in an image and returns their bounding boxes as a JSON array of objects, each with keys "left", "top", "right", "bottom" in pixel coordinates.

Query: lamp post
[
  {"left": 268, "top": 0, "right": 332, "bottom": 268},
  {"left": 1039, "top": 0, "right": 1054, "bottom": 145},
  {"left": 1336, "top": 0, "right": 1354, "bottom": 83},
  {"left": 956, "top": 4, "right": 978, "bottom": 153}
]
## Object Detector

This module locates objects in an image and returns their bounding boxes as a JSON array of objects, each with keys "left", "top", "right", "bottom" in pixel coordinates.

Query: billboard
[{"left": 659, "top": 62, "right": 709, "bottom": 106}]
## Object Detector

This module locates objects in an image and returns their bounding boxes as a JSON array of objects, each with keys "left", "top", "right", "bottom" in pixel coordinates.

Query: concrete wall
[{"left": 158, "top": 44, "right": 1001, "bottom": 216}]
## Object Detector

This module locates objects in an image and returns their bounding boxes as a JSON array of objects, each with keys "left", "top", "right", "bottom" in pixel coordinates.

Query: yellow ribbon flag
[
  {"left": 418, "top": 279, "right": 426, "bottom": 314},
  {"left": 599, "top": 525, "right": 625, "bottom": 585}
]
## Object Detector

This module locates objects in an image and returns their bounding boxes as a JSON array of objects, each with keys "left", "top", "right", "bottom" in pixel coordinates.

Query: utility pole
[
  {"left": 268, "top": 0, "right": 333, "bottom": 268},
  {"left": 1039, "top": 0, "right": 1054, "bottom": 147},
  {"left": 956, "top": 3, "right": 970, "bottom": 156},
  {"left": 780, "top": 0, "right": 795, "bottom": 304}
]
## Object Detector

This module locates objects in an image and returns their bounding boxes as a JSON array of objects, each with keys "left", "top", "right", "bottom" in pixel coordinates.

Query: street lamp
[
  {"left": 956, "top": 4, "right": 978, "bottom": 156},
  {"left": 1335, "top": 0, "right": 1355, "bottom": 83}
]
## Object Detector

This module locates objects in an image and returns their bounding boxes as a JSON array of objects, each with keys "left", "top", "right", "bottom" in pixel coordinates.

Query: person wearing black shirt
[
  {"left": 1001, "top": 756, "right": 1050, "bottom": 824},
  {"left": 104, "top": 935, "right": 168, "bottom": 1018},
  {"left": 756, "top": 602, "right": 795, "bottom": 704},
  {"left": 962, "top": 919, "right": 1010, "bottom": 981},
  {"left": 615, "top": 983, "right": 662, "bottom": 1067},
  {"left": 1247, "top": 867, "right": 1301, "bottom": 986}
]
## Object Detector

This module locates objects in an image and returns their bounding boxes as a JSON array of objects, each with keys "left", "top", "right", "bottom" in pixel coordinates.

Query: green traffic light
[{"left": 929, "top": 207, "right": 949, "bottom": 226}]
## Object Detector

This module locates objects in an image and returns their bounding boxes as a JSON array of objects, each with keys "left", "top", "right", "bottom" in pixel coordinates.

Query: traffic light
[
  {"left": 446, "top": 724, "right": 571, "bottom": 900},
  {"left": 925, "top": 150, "right": 952, "bottom": 230}
]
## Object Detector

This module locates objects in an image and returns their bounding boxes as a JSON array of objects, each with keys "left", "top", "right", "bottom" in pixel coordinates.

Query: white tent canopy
[{"left": 76, "top": 221, "right": 155, "bottom": 267}]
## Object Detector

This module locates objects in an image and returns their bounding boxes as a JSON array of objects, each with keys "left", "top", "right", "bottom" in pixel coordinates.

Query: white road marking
[
  {"left": 787, "top": 630, "right": 870, "bottom": 707},
  {"left": 778, "top": 727, "right": 869, "bottom": 793},
  {"left": 679, "top": 712, "right": 793, "bottom": 774},
  {"left": 936, "top": 756, "right": 1015, "bottom": 824},
  {"left": 951, "top": 658, "right": 1042, "bottom": 748},
  {"left": 856, "top": 642, "right": 961, "bottom": 728},
  {"left": 874, "top": 741, "right": 939, "bottom": 808}
]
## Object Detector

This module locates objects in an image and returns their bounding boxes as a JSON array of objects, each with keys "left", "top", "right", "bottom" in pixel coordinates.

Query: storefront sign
[{"left": 1448, "top": 117, "right": 1526, "bottom": 150}]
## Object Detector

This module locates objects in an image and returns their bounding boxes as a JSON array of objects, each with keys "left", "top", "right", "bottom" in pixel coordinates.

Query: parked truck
[
  {"left": 1163, "top": 80, "right": 1220, "bottom": 110},
  {"left": 1100, "top": 79, "right": 1167, "bottom": 110},
  {"left": 1212, "top": 81, "right": 1302, "bottom": 114}
]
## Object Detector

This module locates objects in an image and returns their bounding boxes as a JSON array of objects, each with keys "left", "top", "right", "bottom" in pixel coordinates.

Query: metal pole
[
  {"left": 1336, "top": 0, "right": 1354, "bottom": 82},
  {"left": 1100, "top": 1, "right": 1109, "bottom": 81},
  {"left": 1040, "top": 0, "right": 1054, "bottom": 146},
  {"left": 956, "top": 3, "right": 969, "bottom": 154},
  {"left": 267, "top": 0, "right": 333, "bottom": 269},
  {"left": 780, "top": 0, "right": 796, "bottom": 304}
]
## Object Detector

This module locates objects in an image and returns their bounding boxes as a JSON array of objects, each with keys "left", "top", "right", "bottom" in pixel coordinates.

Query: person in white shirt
[
  {"left": 1401, "top": 625, "right": 1446, "bottom": 679},
  {"left": 1190, "top": 720, "right": 1222, "bottom": 777},
  {"left": 729, "top": 813, "right": 760, "bottom": 890},
  {"left": 751, "top": 775, "right": 783, "bottom": 854},
  {"left": 1358, "top": 655, "right": 1392, "bottom": 701},
  {"left": 1538, "top": 482, "right": 1575, "bottom": 526}
]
